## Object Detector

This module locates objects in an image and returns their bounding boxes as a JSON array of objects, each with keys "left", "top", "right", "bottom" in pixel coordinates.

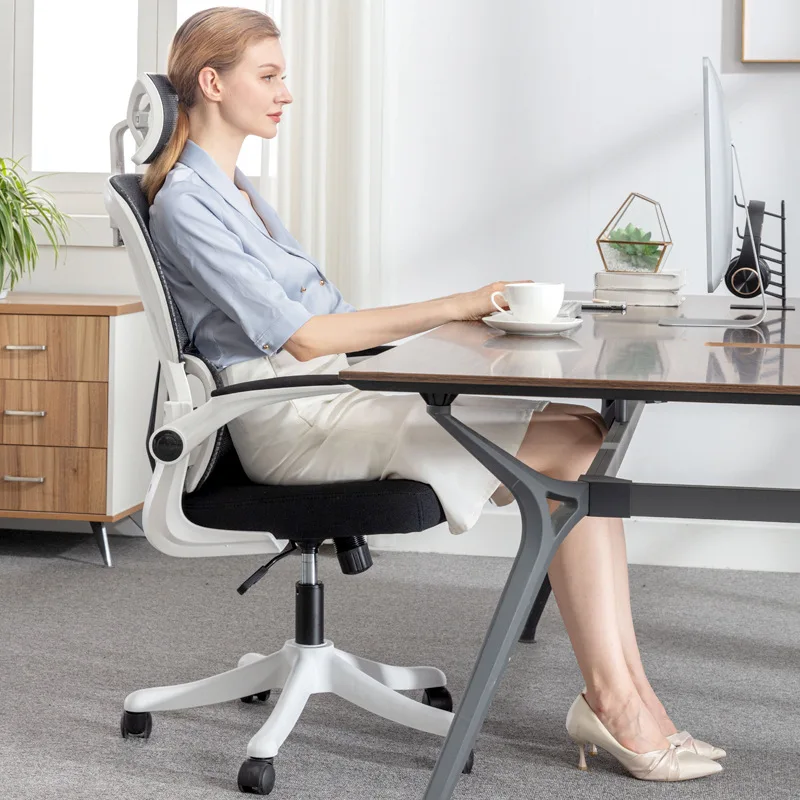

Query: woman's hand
[{"left": 450, "top": 280, "right": 534, "bottom": 321}]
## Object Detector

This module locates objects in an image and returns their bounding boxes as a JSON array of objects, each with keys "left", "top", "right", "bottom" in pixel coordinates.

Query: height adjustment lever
[{"left": 237, "top": 542, "right": 298, "bottom": 595}]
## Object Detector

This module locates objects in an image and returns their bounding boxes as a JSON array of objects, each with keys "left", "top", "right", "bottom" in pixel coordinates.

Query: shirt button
[
  {"left": 319, "top": 279, "right": 325, "bottom": 286},
  {"left": 262, "top": 343, "right": 270, "bottom": 350},
  {"left": 300, "top": 286, "right": 306, "bottom": 292}
]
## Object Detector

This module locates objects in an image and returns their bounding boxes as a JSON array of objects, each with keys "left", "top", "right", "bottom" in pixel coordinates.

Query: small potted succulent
[
  {"left": 607, "top": 223, "right": 663, "bottom": 271},
  {"left": 0, "top": 156, "right": 70, "bottom": 299},
  {"left": 597, "top": 192, "right": 672, "bottom": 273}
]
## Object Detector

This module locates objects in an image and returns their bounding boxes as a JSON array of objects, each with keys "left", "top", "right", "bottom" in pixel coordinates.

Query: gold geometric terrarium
[{"left": 597, "top": 192, "right": 673, "bottom": 273}]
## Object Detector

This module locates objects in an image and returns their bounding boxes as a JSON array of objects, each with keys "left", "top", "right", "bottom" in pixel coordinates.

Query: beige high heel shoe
[
  {"left": 565, "top": 694, "right": 723, "bottom": 781},
  {"left": 579, "top": 686, "right": 726, "bottom": 761}
]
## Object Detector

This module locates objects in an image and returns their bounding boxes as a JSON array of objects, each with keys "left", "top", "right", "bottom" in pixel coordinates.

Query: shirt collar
[{"left": 177, "top": 139, "right": 278, "bottom": 244}]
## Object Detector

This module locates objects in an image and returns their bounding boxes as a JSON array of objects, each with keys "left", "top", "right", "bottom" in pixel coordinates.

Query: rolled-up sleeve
[{"left": 152, "top": 190, "right": 313, "bottom": 353}]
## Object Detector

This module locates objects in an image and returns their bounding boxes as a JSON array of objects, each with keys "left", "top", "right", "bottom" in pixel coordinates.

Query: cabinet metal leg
[
  {"left": 90, "top": 522, "right": 113, "bottom": 567},
  {"left": 422, "top": 403, "right": 588, "bottom": 800}
]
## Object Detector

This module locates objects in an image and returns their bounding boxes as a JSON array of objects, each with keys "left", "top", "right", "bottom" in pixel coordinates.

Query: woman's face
[{"left": 201, "top": 37, "right": 292, "bottom": 140}]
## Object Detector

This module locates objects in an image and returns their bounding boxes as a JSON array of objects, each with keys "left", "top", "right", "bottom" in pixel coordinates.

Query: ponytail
[{"left": 142, "top": 103, "right": 190, "bottom": 206}]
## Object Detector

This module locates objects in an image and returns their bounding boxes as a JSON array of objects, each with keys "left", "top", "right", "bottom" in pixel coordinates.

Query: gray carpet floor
[{"left": 0, "top": 531, "right": 798, "bottom": 800}]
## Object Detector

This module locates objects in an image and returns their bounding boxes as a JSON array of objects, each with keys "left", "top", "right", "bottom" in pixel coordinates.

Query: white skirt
[{"left": 219, "top": 350, "right": 549, "bottom": 535}]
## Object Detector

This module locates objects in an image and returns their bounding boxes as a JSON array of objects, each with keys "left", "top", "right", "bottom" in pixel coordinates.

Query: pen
[{"left": 581, "top": 301, "right": 627, "bottom": 312}]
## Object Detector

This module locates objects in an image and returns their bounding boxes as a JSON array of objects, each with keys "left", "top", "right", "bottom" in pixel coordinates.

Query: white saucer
[{"left": 482, "top": 311, "right": 583, "bottom": 337}]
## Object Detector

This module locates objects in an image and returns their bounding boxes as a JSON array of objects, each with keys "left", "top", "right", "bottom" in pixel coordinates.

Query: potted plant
[
  {"left": 596, "top": 192, "right": 672, "bottom": 273},
  {"left": 607, "top": 223, "right": 663, "bottom": 271},
  {"left": 0, "top": 156, "right": 70, "bottom": 299}
]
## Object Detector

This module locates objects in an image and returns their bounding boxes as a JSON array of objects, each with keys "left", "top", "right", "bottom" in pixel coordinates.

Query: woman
[{"left": 146, "top": 8, "right": 723, "bottom": 782}]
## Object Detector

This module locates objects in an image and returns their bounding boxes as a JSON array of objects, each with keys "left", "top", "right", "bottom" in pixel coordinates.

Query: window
[
  {"left": 31, "top": 0, "right": 139, "bottom": 174},
  {"left": 3, "top": 0, "right": 282, "bottom": 247}
]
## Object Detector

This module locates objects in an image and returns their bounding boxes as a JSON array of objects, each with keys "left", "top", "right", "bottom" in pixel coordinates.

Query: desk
[{"left": 339, "top": 295, "right": 800, "bottom": 800}]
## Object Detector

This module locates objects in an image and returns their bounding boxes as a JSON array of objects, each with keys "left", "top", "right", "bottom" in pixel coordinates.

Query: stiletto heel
[
  {"left": 587, "top": 742, "right": 597, "bottom": 756},
  {"left": 565, "top": 694, "right": 723, "bottom": 781},
  {"left": 577, "top": 743, "right": 588, "bottom": 771}
]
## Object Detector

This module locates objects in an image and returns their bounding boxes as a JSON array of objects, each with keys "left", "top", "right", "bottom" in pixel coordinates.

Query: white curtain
[{"left": 260, "top": 0, "right": 385, "bottom": 309}]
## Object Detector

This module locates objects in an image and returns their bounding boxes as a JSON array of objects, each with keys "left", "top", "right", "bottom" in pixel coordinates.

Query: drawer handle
[
  {"left": 4, "top": 345, "right": 47, "bottom": 351},
  {"left": 4, "top": 410, "right": 47, "bottom": 417},
  {"left": 3, "top": 475, "right": 45, "bottom": 483}
]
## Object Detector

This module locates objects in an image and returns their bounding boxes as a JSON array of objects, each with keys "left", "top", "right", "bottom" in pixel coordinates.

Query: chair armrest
[
  {"left": 152, "top": 378, "right": 353, "bottom": 464},
  {"left": 345, "top": 345, "right": 395, "bottom": 359},
  {"left": 211, "top": 374, "right": 344, "bottom": 397}
]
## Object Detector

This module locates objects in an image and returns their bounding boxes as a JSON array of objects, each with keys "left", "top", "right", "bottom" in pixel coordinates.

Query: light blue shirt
[{"left": 148, "top": 139, "right": 356, "bottom": 369}]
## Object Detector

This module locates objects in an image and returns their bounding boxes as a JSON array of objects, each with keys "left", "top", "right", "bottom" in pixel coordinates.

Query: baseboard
[{"left": 368, "top": 508, "right": 800, "bottom": 573}]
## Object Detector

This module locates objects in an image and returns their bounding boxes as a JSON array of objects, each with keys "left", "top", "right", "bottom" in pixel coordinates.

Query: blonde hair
[{"left": 142, "top": 7, "right": 280, "bottom": 205}]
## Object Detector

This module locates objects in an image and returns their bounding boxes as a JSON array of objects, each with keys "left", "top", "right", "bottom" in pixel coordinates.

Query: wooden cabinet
[{"left": 0, "top": 293, "right": 158, "bottom": 565}]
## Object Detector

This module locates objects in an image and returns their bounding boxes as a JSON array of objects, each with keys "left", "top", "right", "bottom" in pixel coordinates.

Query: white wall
[
  {"left": 13, "top": 247, "right": 138, "bottom": 295},
  {"left": 373, "top": 0, "right": 800, "bottom": 570},
  {"left": 380, "top": 0, "right": 797, "bottom": 300}
]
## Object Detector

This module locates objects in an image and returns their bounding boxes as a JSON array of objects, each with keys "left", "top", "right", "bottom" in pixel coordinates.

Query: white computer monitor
[
  {"left": 704, "top": 57, "right": 734, "bottom": 294},
  {"left": 659, "top": 58, "right": 766, "bottom": 328}
]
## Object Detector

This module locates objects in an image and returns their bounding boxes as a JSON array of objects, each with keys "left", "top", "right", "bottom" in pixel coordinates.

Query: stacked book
[{"left": 593, "top": 269, "right": 685, "bottom": 306}]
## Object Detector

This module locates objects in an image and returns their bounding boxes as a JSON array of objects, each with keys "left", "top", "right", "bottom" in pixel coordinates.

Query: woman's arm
[{"left": 284, "top": 281, "right": 514, "bottom": 362}]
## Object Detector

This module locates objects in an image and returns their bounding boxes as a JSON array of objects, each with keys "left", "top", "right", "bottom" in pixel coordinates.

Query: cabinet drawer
[
  {"left": 0, "top": 380, "right": 107, "bottom": 447},
  {"left": 0, "top": 445, "right": 106, "bottom": 514},
  {"left": 0, "top": 315, "right": 108, "bottom": 381}
]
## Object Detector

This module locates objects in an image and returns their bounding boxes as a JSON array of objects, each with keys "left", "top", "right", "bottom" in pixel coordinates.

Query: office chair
[{"left": 104, "top": 73, "right": 469, "bottom": 795}]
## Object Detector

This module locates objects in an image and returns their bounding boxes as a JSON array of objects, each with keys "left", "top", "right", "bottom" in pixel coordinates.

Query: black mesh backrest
[
  {"left": 109, "top": 174, "right": 190, "bottom": 352},
  {"left": 109, "top": 173, "right": 237, "bottom": 490}
]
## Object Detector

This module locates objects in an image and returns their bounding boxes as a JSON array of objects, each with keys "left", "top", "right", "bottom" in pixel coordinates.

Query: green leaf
[{"left": 0, "top": 155, "right": 69, "bottom": 286}]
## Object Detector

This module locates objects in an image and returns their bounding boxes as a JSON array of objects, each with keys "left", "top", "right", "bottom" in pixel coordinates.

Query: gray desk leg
[
  {"left": 90, "top": 522, "right": 113, "bottom": 567},
  {"left": 423, "top": 404, "right": 588, "bottom": 800}
]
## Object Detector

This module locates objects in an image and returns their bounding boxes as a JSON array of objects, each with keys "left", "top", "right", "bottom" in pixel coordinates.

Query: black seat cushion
[{"left": 181, "top": 449, "right": 446, "bottom": 539}]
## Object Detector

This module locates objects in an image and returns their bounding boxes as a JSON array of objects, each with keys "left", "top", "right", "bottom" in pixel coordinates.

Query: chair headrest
[{"left": 127, "top": 73, "right": 180, "bottom": 165}]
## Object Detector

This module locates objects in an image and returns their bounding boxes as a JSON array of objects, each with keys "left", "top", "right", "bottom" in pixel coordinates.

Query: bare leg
[
  {"left": 608, "top": 518, "right": 679, "bottom": 736},
  {"left": 490, "top": 404, "right": 669, "bottom": 753},
  {"left": 542, "top": 407, "right": 679, "bottom": 736}
]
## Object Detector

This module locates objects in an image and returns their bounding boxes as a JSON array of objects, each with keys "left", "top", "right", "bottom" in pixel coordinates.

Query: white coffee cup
[{"left": 490, "top": 282, "right": 565, "bottom": 323}]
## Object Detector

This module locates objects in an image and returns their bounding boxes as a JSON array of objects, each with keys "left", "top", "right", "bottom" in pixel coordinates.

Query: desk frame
[{"left": 341, "top": 375, "right": 800, "bottom": 800}]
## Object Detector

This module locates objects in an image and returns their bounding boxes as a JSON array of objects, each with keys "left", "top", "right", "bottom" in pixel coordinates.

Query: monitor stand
[{"left": 658, "top": 289, "right": 767, "bottom": 329}]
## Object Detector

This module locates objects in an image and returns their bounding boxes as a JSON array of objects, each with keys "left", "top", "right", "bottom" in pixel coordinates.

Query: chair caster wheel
[
  {"left": 120, "top": 710, "right": 152, "bottom": 739},
  {"left": 238, "top": 757, "right": 276, "bottom": 795},
  {"left": 422, "top": 686, "right": 453, "bottom": 713},
  {"left": 240, "top": 691, "right": 271, "bottom": 704}
]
